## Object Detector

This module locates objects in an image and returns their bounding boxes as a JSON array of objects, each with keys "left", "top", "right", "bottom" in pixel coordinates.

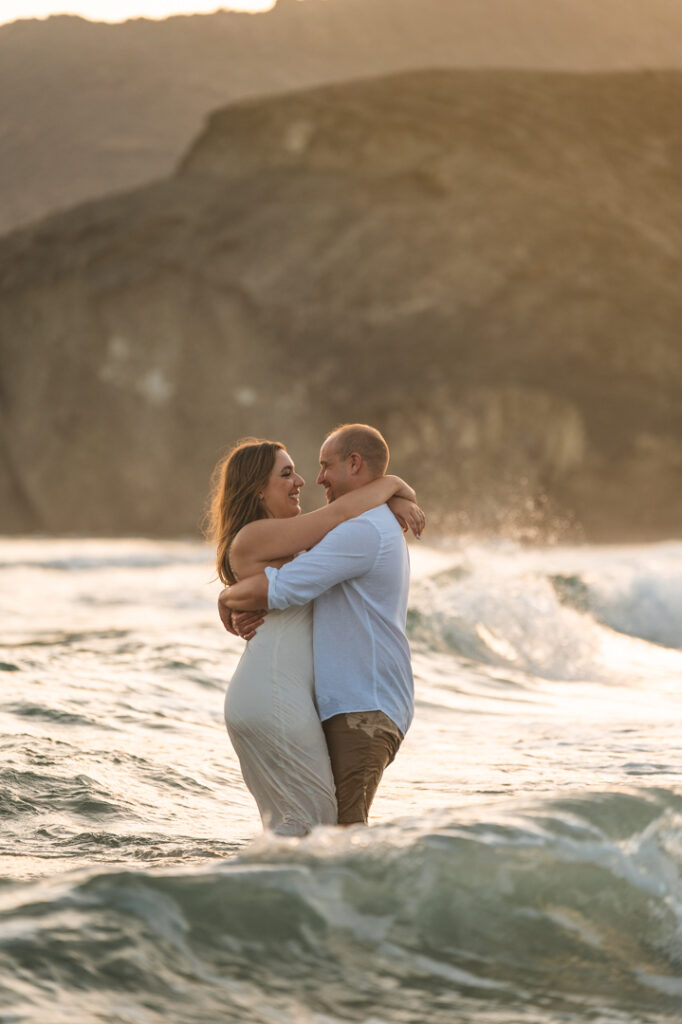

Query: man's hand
[
  {"left": 219, "top": 586, "right": 267, "bottom": 639},
  {"left": 218, "top": 589, "right": 238, "bottom": 635},
  {"left": 232, "top": 609, "right": 266, "bottom": 640}
]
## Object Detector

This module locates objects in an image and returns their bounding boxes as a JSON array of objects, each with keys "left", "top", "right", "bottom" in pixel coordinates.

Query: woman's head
[{"left": 206, "top": 438, "right": 304, "bottom": 584}]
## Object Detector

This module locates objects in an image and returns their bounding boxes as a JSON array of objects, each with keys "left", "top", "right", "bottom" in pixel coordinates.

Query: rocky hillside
[
  {"left": 2, "top": 0, "right": 682, "bottom": 233},
  {"left": 1, "top": 70, "right": 680, "bottom": 540}
]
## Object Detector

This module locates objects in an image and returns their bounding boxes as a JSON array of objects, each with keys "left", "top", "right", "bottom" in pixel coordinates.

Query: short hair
[{"left": 326, "top": 423, "right": 389, "bottom": 477}]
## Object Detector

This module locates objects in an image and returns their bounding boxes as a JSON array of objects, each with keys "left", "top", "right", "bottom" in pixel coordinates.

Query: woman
[{"left": 206, "top": 437, "right": 423, "bottom": 837}]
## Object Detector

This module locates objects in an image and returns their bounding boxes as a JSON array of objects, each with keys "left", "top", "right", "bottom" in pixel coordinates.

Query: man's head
[{"left": 317, "top": 424, "right": 390, "bottom": 502}]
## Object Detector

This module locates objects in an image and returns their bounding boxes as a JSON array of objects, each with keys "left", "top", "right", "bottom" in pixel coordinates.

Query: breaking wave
[
  {"left": 1, "top": 788, "right": 681, "bottom": 1023},
  {"left": 409, "top": 542, "right": 682, "bottom": 681}
]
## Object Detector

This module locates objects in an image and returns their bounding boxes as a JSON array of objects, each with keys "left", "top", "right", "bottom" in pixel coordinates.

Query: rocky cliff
[
  {"left": 1, "top": 70, "right": 680, "bottom": 539},
  {"left": 2, "top": 0, "right": 682, "bottom": 233}
]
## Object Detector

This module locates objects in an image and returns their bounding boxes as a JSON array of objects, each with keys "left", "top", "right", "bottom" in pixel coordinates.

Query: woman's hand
[{"left": 387, "top": 497, "right": 426, "bottom": 539}]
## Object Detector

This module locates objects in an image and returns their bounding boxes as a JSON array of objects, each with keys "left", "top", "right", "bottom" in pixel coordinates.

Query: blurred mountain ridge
[
  {"left": 1, "top": 69, "right": 680, "bottom": 540},
  {"left": 2, "top": 0, "right": 682, "bottom": 234}
]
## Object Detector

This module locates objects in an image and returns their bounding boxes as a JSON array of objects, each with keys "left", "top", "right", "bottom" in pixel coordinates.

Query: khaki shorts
[{"left": 322, "top": 710, "right": 403, "bottom": 826}]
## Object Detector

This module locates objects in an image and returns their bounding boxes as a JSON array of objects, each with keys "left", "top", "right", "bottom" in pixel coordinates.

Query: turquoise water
[{"left": 1, "top": 538, "right": 681, "bottom": 1023}]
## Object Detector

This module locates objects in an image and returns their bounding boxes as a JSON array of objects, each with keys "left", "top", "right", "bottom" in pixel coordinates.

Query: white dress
[{"left": 224, "top": 600, "right": 338, "bottom": 836}]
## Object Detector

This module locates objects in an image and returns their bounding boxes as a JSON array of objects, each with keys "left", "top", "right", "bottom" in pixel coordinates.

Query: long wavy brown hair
[{"left": 205, "top": 438, "right": 285, "bottom": 585}]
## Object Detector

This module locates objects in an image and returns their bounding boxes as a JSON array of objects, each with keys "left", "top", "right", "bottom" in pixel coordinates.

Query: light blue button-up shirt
[{"left": 264, "top": 504, "right": 414, "bottom": 736}]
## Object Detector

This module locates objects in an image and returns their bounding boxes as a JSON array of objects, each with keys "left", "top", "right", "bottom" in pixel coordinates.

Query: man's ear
[{"left": 348, "top": 452, "right": 363, "bottom": 475}]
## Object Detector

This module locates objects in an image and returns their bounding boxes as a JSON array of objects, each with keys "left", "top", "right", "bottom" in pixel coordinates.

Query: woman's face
[{"left": 260, "top": 450, "right": 305, "bottom": 519}]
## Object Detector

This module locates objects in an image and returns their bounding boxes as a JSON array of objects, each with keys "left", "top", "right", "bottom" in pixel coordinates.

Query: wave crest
[{"left": 1, "top": 789, "right": 681, "bottom": 1022}]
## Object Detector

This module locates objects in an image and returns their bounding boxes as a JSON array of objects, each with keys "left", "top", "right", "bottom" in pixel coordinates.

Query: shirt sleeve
[{"left": 265, "top": 517, "right": 381, "bottom": 610}]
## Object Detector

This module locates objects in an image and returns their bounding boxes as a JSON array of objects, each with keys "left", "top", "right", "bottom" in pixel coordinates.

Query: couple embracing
[{"left": 208, "top": 424, "right": 424, "bottom": 836}]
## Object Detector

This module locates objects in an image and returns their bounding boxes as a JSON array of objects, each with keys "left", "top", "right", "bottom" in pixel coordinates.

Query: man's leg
[{"left": 322, "top": 711, "right": 403, "bottom": 825}]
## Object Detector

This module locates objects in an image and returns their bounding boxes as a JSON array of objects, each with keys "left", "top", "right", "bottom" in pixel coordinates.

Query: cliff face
[
  {"left": 2, "top": 0, "right": 682, "bottom": 233},
  {"left": 1, "top": 70, "right": 681, "bottom": 540}
]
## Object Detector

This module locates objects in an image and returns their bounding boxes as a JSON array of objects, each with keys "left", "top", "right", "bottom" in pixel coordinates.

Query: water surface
[{"left": 1, "top": 537, "right": 681, "bottom": 1023}]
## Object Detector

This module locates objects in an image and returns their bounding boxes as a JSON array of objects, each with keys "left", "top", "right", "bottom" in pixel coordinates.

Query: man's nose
[{"left": 316, "top": 468, "right": 324, "bottom": 485}]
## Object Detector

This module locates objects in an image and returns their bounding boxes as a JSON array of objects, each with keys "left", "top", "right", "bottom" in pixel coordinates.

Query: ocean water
[{"left": 1, "top": 536, "right": 681, "bottom": 1024}]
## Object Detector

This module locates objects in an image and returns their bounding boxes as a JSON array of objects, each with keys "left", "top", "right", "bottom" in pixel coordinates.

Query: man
[{"left": 219, "top": 423, "right": 414, "bottom": 826}]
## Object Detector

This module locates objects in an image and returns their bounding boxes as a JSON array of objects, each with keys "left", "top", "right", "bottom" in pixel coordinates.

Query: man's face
[{"left": 316, "top": 436, "right": 352, "bottom": 502}]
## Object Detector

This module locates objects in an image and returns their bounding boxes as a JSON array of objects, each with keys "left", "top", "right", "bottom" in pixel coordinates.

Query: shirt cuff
[{"left": 264, "top": 566, "right": 286, "bottom": 610}]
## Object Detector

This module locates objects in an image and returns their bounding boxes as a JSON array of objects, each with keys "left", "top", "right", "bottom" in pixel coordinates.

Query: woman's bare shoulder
[
  {"left": 230, "top": 521, "right": 263, "bottom": 555},
  {"left": 230, "top": 525, "right": 293, "bottom": 577},
  {"left": 230, "top": 518, "right": 286, "bottom": 562}
]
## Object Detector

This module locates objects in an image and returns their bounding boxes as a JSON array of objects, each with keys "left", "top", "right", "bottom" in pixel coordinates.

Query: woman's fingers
[
  {"left": 388, "top": 497, "right": 426, "bottom": 538},
  {"left": 409, "top": 505, "right": 426, "bottom": 538}
]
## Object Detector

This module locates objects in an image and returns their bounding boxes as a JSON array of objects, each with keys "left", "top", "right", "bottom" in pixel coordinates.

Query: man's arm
[
  {"left": 223, "top": 518, "right": 380, "bottom": 612},
  {"left": 221, "top": 572, "right": 270, "bottom": 611},
  {"left": 266, "top": 518, "right": 380, "bottom": 610}
]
